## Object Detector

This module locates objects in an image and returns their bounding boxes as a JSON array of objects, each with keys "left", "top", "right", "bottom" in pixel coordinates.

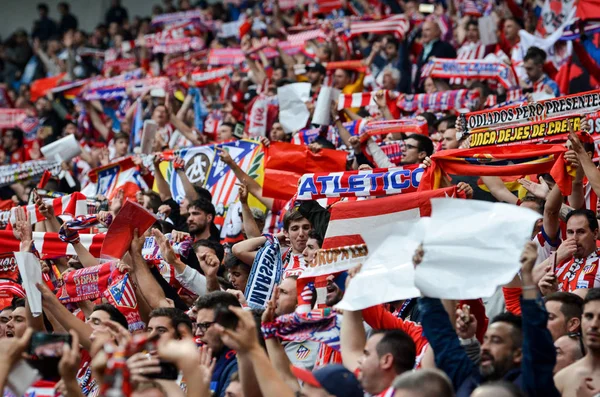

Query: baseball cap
[
  {"left": 291, "top": 364, "right": 363, "bottom": 397},
  {"left": 307, "top": 62, "right": 327, "bottom": 75}
]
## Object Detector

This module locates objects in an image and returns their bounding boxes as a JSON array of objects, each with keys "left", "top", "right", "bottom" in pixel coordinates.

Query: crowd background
[{"left": 0, "top": 0, "right": 599, "bottom": 397}]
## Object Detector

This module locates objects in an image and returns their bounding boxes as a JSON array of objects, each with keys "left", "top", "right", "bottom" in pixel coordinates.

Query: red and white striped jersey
[
  {"left": 583, "top": 179, "right": 599, "bottom": 215},
  {"left": 533, "top": 230, "right": 560, "bottom": 266},
  {"left": 556, "top": 249, "right": 600, "bottom": 292},
  {"left": 451, "top": 41, "right": 486, "bottom": 86}
]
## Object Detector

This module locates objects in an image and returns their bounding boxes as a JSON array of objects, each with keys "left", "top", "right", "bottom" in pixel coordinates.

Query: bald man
[{"left": 414, "top": 20, "right": 456, "bottom": 93}]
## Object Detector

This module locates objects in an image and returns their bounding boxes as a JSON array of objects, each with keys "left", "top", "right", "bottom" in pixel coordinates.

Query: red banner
[{"left": 263, "top": 142, "right": 347, "bottom": 200}]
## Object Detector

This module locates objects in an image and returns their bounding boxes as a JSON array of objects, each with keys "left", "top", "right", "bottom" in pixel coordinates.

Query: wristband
[{"left": 459, "top": 337, "right": 478, "bottom": 346}]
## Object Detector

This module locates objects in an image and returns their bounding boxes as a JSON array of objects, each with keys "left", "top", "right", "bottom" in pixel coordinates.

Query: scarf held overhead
[
  {"left": 296, "top": 165, "right": 423, "bottom": 200},
  {"left": 421, "top": 58, "right": 519, "bottom": 89},
  {"left": 418, "top": 144, "right": 574, "bottom": 195}
]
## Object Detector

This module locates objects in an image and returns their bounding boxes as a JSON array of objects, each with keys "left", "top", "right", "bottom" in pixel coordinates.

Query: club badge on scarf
[
  {"left": 274, "top": 309, "right": 341, "bottom": 351},
  {"left": 296, "top": 166, "right": 423, "bottom": 200},
  {"left": 244, "top": 234, "right": 283, "bottom": 310}
]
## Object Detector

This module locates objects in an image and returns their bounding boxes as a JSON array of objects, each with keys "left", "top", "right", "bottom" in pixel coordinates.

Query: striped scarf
[
  {"left": 0, "top": 159, "right": 62, "bottom": 189},
  {"left": 422, "top": 59, "right": 518, "bottom": 89},
  {"left": 0, "top": 109, "right": 27, "bottom": 128},
  {"left": 0, "top": 231, "right": 104, "bottom": 258},
  {"left": 347, "top": 15, "right": 410, "bottom": 40},
  {"left": 0, "top": 192, "right": 87, "bottom": 228},
  {"left": 274, "top": 309, "right": 341, "bottom": 351},
  {"left": 396, "top": 89, "right": 479, "bottom": 113},
  {"left": 452, "top": 41, "right": 487, "bottom": 85}
]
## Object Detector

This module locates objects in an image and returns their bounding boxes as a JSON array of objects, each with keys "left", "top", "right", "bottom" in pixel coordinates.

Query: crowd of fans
[{"left": 0, "top": 0, "right": 599, "bottom": 396}]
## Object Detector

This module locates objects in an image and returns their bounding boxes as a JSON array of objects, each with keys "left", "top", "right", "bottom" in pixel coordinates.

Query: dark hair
[
  {"left": 584, "top": 288, "right": 600, "bottom": 306},
  {"left": 6, "top": 129, "right": 24, "bottom": 147},
  {"left": 283, "top": 209, "right": 308, "bottom": 231},
  {"left": 113, "top": 131, "right": 130, "bottom": 142},
  {"left": 142, "top": 191, "right": 162, "bottom": 213},
  {"left": 221, "top": 122, "right": 235, "bottom": 132},
  {"left": 189, "top": 198, "right": 216, "bottom": 218},
  {"left": 11, "top": 298, "right": 25, "bottom": 309},
  {"left": 505, "top": 16, "right": 525, "bottom": 30},
  {"left": 194, "top": 186, "right": 213, "bottom": 202},
  {"left": 374, "top": 329, "right": 417, "bottom": 375},
  {"left": 524, "top": 46, "right": 547, "bottom": 65},
  {"left": 418, "top": 112, "right": 437, "bottom": 128},
  {"left": 466, "top": 18, "right": 479, "bottom": 31},
  {"left": 406, "top": 134, "right": 434, "bottom": 157},
  {"left": 384, "top": 36, "right": 400, "bottom": 50},
  {"left": 308, "top": 230, "right": 323, "bottom": 248},
  {"left": 520, "top": 196, "right": 545, "bottom": 215},
  {"left": 491, "top": 312, "right": 523, "bottom": 348},
  {"left": 436, "top": 115, "right": 457, "bottom": 129},
  {"left": 93, "top": 303, "right": 129, "bottom": 330},
  {"left": 565, "top": 209, "right": 599, "bottom": 232},
  {"left": 224, "top": 254, "right": 250, "bottom": 272},
  {"left": 38, "top": 3, "right": 49, "bottom": 13},
  {"left": 545, "top": 292, "right": 584, "bottom": 323},
  {"left": 149, "top": 307, "right": 193, "bottom": 338},
  {"left": 192, "top": 239, "right": 225, "bottom": 263},
  {"left": 58, "top": 2, "right": 69, "bottom": 11},
  {"left": 195, "top": 291, "right": 241, "bottom": 311}
]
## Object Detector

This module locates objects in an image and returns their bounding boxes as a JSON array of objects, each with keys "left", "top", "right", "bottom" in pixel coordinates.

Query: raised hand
[
  {"left": 236, "top": 183, "right": 249, "bottom": 204},
  {"left": 198, "top": 251, "right": 220, "bottom": 279},
  {"left": 129, "top": 228, "right": 146, "bottom": 256},
  {"left": 455, "top": 304, "right": 477, "bottom": 340},
  {"left": 14, "top": 207, "right": 33, "bottom": 252},
  {"left": 58, "top": 331, "right": 81, "bottom": 382},
  {"left": 152, "top": 229, "right": 178, "bottom": 265},
  {"left": 518, "top": 176, "right": 550, "bottom": 200},
  {"left": 216, "top": 147, "right": 234, "bottom": 166},
  {"left": 109, "top": 189, "right": 125, "bottom": 215},
  {"left": 214, "top": 306, "right": 260, "bottom": 353}
]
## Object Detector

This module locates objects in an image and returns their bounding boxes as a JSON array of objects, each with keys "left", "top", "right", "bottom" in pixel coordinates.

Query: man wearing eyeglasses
[
  {"left": 400, "top": 134, "right": 434, "bottom": 165},
  {"left": 194, "top": 291, "right": 241, "bottom": 397}
]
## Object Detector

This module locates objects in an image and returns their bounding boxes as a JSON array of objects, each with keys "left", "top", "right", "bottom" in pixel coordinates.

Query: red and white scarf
[
  {"left": 348, "top": 15, "right": 410, "bottom": 40},
  {"left": 421, "top": 58, "right": 519, "bottom": 89},
  {"left": 452, "top": 41, "right": 487, "bottom": 85},
  {"left": 184, "top": 66, "right": 234, "bottom": 87},
  {"left": 0, "top": 192, "right": 87, "bottom": 227},
  {"left": 0, "top": 231, "right": 104, "bottom": 258},
  {"left": 0, "top": 109, "right": 27, "bottom": 128}
]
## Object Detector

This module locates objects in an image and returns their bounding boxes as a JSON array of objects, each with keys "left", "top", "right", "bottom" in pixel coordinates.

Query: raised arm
[
  {"left": 217, "top": 147, "right": 274, "bottom": 210},
  {"left": 340, "top": 309, "right": 367, "bottom": 373},
  {"left": 232, "top": 235, "right": 268, "bottom": 265},
  {"left": 129, "top": 229, "right": 171, "bottom": 309},
  {"left": 238, "top": 183, "right": 262, "bottom": 239},
  {"left": 520, "top": 242, "right": 561, "bottom": 397},
  {"left": 153, "top": 155, "right": 173, "bottom": 202}
]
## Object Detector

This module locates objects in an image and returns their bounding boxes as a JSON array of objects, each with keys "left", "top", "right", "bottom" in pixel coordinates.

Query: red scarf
[{"left": 419, "top": 144, "right": 574, "bottom": 195}]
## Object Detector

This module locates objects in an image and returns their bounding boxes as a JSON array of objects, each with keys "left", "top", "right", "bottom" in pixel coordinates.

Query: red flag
[
  {"left": 30, "top": 73, "right": 66, "bottom": 102},
  {"left": 263, "top": 142, "right": 347, "bottom": 200},
  {"left": 101, "top": 199, "right": 157, "bottom": 260},
  {"left": 577, "top": 0, "right": 600, "bottom": 20},
  {"left": 322, "top": 186, "right": 463, "bottom": 249},
  {"left": 37, "top": 170, "right": 52, "bottom": 189},
  {"left": 418, "top": 144, "right": 574, "bottom": 195}
]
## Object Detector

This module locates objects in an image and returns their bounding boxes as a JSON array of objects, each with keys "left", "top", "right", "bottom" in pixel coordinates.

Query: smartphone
[
  {"left": 146, "top": 361, "right": 179, "bottom": 380},
  {"left": 214, "top": 304, "right": 239, "bottom": 330},
  {"left": 27, "top": 333, "right": 72, "bottom": 380},
  {"left": 233, "top": 123, "right": 245, "bottom": 140},
  {"left": 419, "top": 3, "right": 435, "bottom": 13}
]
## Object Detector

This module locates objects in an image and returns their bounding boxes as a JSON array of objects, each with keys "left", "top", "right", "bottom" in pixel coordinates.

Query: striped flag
[
  {"left": 159, "top": 140, "right": 264, "bottom": 231},
  {"left": 86, "top": 157, "right": 148, "bottom": 201},
  {"left": 208, "top": 49, "right": 246, "bottom": 66},
  {"left": 348, "top": 15, "right": 410, "bottom": 40},
  {"left": 0, "top": 231, "right": 104, "bottom": 258},
  {"left": 1, "top": 192, "right": 87, "bottom": 227}
]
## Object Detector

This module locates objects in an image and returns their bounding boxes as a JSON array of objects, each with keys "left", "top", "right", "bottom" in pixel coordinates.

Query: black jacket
[{"left": 414, "top": 40, "right": 457, "bottom": 93}]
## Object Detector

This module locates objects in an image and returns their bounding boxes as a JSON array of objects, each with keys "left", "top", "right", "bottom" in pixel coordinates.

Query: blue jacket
[{"left": 418, "top": 296, "right": 559, "bottom": 397}]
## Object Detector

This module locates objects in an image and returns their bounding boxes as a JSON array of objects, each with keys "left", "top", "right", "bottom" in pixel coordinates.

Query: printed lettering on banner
[
  {"left": 296, "top": 166, "right": 423, "bottom": 200},
  {"left": 469, "top": 114, "right": 583, "bottom": 148},
  {"left": 462, "top": 89, "right": 600, "bottom": 133}
]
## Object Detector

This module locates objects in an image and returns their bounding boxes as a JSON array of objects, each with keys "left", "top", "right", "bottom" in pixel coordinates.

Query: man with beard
[
  {"left": 417, "top": 242, "right": 559, "bottom": 397},
  {"left": 554, "top": 288, "right": 600, "bottom": 396},
  {"left": 187, "top": 198, "right": 218, "bottom": 242}
]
